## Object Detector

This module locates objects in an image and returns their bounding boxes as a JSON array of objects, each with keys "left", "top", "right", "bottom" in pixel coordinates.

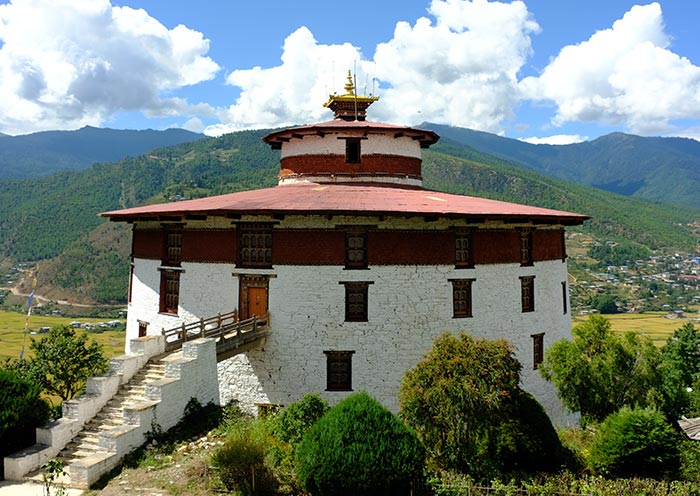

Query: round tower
[{"left": 263, "top": 71, "right": 439, "bottom": 187}]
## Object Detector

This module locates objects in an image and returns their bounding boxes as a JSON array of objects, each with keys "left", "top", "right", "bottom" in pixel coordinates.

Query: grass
[
  {"left": 0, "top": 309, "right": 125, "bottom": 362},
  {"left": 572, "top": 311, "right": 699, "bottom": 347}
]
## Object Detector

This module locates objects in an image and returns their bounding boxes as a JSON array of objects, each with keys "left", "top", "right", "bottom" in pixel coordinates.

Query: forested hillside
[
  {"left": 2, "top": 129, "right": 698, "bottom": 304},
  {"left": 0, "top": 126, "right": 203, "bottom": 180},
  {"left": 427, "top": 124, "right": 700, "bottom": 209}
]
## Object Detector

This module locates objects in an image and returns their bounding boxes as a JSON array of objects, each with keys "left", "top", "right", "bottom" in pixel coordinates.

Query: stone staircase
[
  {"left": 4, "top": 335, "right": 220, "bottom": 489},
  {"left": 57, "top": 360, "right": 166, "bottom": 467}
]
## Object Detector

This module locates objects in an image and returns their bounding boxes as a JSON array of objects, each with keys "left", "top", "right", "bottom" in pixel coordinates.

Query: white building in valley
[{"left": 102, "top": 74, "right": 588, "bottom": 424}]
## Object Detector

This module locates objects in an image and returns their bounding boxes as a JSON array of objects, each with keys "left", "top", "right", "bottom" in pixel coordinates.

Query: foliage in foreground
[
  {"left": 295, "top": 392, "right": 424, "bottom": 496},
  {"left": 588, "top": 407, "right": 680, "bottom": 479},
  {"left": 660, "top": 322, "right": 700, "bottom": 419},
  {"left": 26, "top": 325, "right": 109, "bottom": 401},
  {"left": 540, "top": 314, "right": 662, "bottom": 425},
  {"left": 400, "top": 332, "right": 564, "bottom": 481},
  {"left": 0, "top": 367, "right": 51, "bottom": 463},
  {"left": 428, "top": 471, "right": 700, "bottom": 496}
]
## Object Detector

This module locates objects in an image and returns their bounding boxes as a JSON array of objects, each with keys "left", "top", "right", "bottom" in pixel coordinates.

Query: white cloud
[
  {"left": 0, "top": 0, "right": 219, "bottom": 134},
  {"left": 205, "top": 0, "right": 539, "bottom": 135},
  {"left": 206, "top": 26, "right": 368, "bottom": 135},
  {"left": 520, "top": 2, "right": 700, "bottom": 135},
  {"left": 520, "top": 134, "right": 588, "bottom": 145}
]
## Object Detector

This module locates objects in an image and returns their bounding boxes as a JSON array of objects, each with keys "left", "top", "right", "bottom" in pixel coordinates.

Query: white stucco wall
[
  {"left": 215, "top": 260, "right": 574, "bottom": 425},
  {"left": 280, "top": 133, "right": 422, "bottom": 159},
  {"left": 126, "top": 260, "right": 238, "bottom": 353}
]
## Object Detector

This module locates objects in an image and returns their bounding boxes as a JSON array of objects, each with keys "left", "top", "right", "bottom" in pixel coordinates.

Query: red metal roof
[
  {"left": 102, "top": 182, "right": 589, "bottom": 225},
  {"left": 263, "top": 119, "right": 440, "bottom": 149}
]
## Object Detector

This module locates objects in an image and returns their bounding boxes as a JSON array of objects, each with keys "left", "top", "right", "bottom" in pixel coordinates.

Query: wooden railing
[{"left": 162, "top": 310, "right": 270, "bottom": 353}]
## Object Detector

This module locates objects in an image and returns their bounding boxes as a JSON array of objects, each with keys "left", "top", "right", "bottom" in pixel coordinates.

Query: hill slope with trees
[
  {"left": 426, "top": 124, "right": 700, "bottom": 209},
  {"left": 0, "top": 126, "right": 204, "bottom": 180}
]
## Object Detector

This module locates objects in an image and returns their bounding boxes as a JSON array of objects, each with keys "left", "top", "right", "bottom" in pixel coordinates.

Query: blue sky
[{"left": 0, "top": 0, "right": 698, "bottom": 143}]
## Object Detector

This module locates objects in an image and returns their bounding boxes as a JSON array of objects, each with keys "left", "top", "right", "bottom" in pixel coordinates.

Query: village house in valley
[{"left": 103, "top": 73, "right": 588, "bottom": 422}]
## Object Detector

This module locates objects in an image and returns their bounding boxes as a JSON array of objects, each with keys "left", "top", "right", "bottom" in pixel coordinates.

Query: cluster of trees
[{"left": 0, "top": 325, "right": 108, "bottom": 470}]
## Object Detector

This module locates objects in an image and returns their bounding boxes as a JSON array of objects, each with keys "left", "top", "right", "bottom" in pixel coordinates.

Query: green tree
[
  {"left": 272, "top": 393, "right": 329, "bottom": 446},
  {"left": 295, "top": 392, "right": 424, "bottom": 496},
  {"left": 29, "top": 325, "right": 109, "bottom": 401},
  {"left": 0, "top": 367, "right": 51, "bottom": 461},
  {"left": 399, "top": 333, "right": 562, "bottom": 480},
  {"left": 659, "top": 322, "right": 700, "bottom": 419},
  {"left": 588, "top": 406, "right": 680, "bottom": 479},
  {"left": 540, "top": 315, "right": 662, "bottom": 425}
]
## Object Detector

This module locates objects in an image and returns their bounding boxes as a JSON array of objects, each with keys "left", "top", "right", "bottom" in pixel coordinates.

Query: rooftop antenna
[
  {"left": 353, "top": 61, "right": 358, "bottom": 121},
  {"left": 372, "top": 62, "right": 376, "bottom": 97}
]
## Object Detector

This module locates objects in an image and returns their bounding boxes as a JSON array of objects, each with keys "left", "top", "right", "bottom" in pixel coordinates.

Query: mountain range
[
  {"left": 426, "top": 124, "right": 700, "bottom": 209},
  {"left": 0, "top": 125, "right": 698, "bottom": 304},
  {"left": 0, "top": 126, "right": 203, "bottom": 180}
]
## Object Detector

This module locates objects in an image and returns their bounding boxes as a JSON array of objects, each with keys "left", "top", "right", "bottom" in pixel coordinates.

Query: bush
[
  {"left": 0, "top": 368, "right": 51, "bottom": 470},
  {"left": 495, "top": 390, "right": 568, "bottom": 476},
  {"left": 588, "top": 407, "right": 680, "bottom": 479},
  {"left": 295, "top": 392, "right": 424, "bottom": 496},
  {"left": 211, "top": 416, "right": 277, "bottom": 495},
  {"left": 272, "top": 393, "right": 329, "bottom": 446}
]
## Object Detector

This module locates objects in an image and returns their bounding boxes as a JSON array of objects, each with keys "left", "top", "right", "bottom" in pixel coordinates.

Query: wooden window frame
[
  {"left": 163, "top": 225, "right": 183, "bottom": 266},
  {"left": 450, "top": 278, "right": 474, "bottom": 318},
  {"left": 159, "top": 269, "right": 181, "bottom": 315},
  {"left": 138, "top": 320, "right": 149, "bottom": 338},
  {"left": 324, "top": 350, "right": 355, "bottom": 391},
  {"left": 345, "top": 230, "right": 368, "bottom": 269},
  {"left": 345, "top": 138, "right": 361, "bottom": 164},
  {"left": 562, "top": 281, "right": 568, "bottom": 315},
  {"left": 239, "top": 224, "right": 273, "bottom": 268},
  {"left": 455, "top": 228, "right": 474, "bottom": 268},
  {"left": 520, "top": 228, "right": 533, "bottom": 266},
  {"left": 341, "top": 281, "right": 372, "bottom": 322},
  {"left": 531, "top": 333, "right": 544, "bottom": 370},
  {"left": 520, "top": 275, "right": 535, "bottom": 313}
]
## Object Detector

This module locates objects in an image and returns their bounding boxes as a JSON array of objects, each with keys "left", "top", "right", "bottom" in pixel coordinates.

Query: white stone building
[{"left": 102, "top": 75, "right": 588, "bottom": 424}]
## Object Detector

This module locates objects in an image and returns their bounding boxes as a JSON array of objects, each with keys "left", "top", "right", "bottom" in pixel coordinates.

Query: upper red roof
[
  {"left": 263, "top": 119, "right": 440, "bottom": 149},
  {"left": 102, "top": 182, "right": 589, "bottom": 225}
]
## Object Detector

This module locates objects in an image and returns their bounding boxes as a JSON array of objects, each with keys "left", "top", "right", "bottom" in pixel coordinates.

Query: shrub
[
  {"left": 588, "top": 407, "right": 680, "bottom": 479},
  {"left": 295, "top": 392, "right": 424, "bottom": 496},
  {"left": 272, "top": 393, "right": 329, "bottom": 446},
  {"left": 211, "top": 417, "right": 277, "bottom": 495},
  {"left": 0, "top": 367, "right": 51, "bottom": 469}
]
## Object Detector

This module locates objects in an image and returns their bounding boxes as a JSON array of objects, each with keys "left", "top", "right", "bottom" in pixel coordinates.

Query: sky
[{"left": 0, "top": 0, "right": 699, "bottom": 144}]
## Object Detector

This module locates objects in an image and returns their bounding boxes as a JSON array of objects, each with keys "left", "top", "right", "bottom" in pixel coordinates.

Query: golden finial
[
  {"left": 343, "top": 70, "right": 355, "bottom": 96},
  {"left": 323, "top": 69, "right": 379, "bottom": 121}
]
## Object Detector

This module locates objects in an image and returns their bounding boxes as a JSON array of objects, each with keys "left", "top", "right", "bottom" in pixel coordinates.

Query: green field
[
  {"left": 572, "top": 311, "right": 699, "bottom": 347},
  {"left": 0, "top": 309, "right": 126, "bottom": 362}
]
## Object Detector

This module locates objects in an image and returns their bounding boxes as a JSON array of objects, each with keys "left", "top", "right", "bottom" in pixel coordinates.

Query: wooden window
[
  {"left": 531, "top": 333, "right": 544, "bottom": 370},
  {"left": 520, "top": 228, "right": 533, "bottom": 266},
  {"left": 341, "top": 281, "right": 372, "bottom": 322},
  {"left": 451, "top": 279, "right": 474, "bottom": 318},
  {"left": 163, "top": 225, "right": 182, "bottom": 266},
  {"left": 239, "top": 224, "right": 272, "bottom": 267},
  {"left": 345, "top": 231, "right": 367, "bottom": 269},
  {"left": 138, "top": 320, "right": 148, "bottom": 337},
  {"left": 562, "top": 281, "right": 568, "bottom": 314},
  {"left": 455, "top": 229, "right": 474, "bottom": 268},
  {"left": 128, "top": 264, "right": 134, "bottom": 304},
  {"left": 160, "top": 269, "right": 180, "bottom": 314},
  {"left": 345, "top": 138, "right": 361, "bottom": 164},
  {"left": 520, "top": 275, "right": 535, "bottom": 313},
  {"left": 324, "top": 350, "right": 355, "bottom": 391}
]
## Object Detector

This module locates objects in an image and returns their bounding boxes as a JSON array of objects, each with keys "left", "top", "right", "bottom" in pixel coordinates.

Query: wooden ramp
[{"left": 162, "top": 310, "right": 269, "bottom": 362}]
